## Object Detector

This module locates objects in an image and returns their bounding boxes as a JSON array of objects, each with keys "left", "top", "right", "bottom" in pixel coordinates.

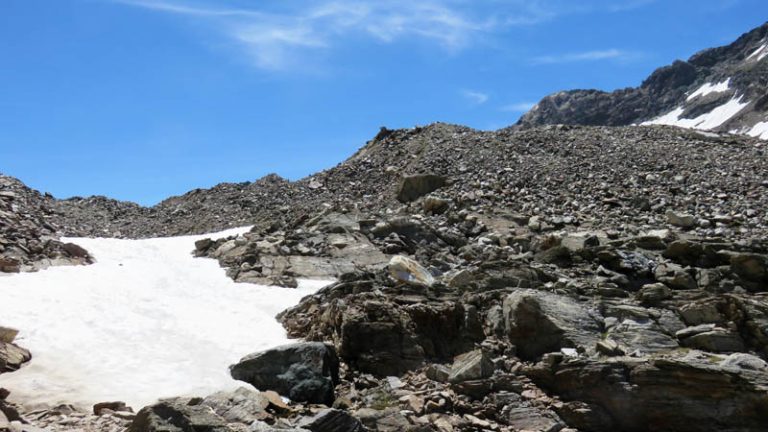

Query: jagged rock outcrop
[
  {"left": 0, "top": 174, "right": 92, "bottom": 273},
  {"left": 516, "top": 22, "right": 768, "bottom": 139}
]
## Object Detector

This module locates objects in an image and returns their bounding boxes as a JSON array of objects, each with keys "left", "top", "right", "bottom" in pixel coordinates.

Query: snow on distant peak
[
  {"left": 641, "top": 95, "right": 749, "bottom": 131},
  {"left": 686, "top": 79, "right": 731, "bottom": 101},
  {"left": 748, "top": 121, "right": 768, "bottom": 140},
  {"left": 746, "top": 42, "right": 768, "bottom": 62}
]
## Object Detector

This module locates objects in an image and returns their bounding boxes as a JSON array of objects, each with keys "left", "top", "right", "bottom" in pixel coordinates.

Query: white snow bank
[
  {"left": 748, "top": 121, "right": 768, "bottom": 139},
  {"left": 641, "top": 96, "right": 749, "bottom": 130},
  {"left": 746, "top": 43, "right": 768, "bottom": 62},
  {"left": 686, "top": 79, "right": 730, "bottom": 101},
  {"left": 0, "top": 227, "right": 331, "bottom": 410}
]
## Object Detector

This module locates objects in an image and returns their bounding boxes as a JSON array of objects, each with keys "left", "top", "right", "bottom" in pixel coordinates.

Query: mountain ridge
[{"left": 515, "top": 21, "right": 768, "bottom": 138}]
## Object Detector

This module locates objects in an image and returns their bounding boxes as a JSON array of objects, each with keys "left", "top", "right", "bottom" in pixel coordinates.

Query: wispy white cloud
[
  {"left": 114, "top": 0, "right": 497, "bottom": 70},
  {"left": 113, "top": 0, "right": 262, "bottom": 17},
  {"left": 112, "top": 0, "right": 655, "bottom": 71},
  {"left": 501, "top": 102, "right": 537, "bottom": 112},
  {"left": 462, "top": 90, "right": 489, "bottom": 105},
  {"left": 532, "top": 49, "right": 637, "bottom": 64}
]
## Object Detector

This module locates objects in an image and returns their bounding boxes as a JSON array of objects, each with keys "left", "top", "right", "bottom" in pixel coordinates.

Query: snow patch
[
  {"left": 686, "top": 79, "right": 730, "bottom": 101},
  {"left": 0, "top": 227, "right": 331, "bottom": 410},
  {"left": 746, "top": 43, "right": 768, "bottom": 62},
  {"left": 748, "top": 121, "right": 768, "bottom": 140},
  {"left": 641, "top": 96, "right": 749, "bottom": 130}
]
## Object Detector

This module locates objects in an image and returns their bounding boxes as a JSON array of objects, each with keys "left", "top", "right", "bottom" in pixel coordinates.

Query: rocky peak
[{"left": 516, "top": 22, "right": 768, "bottom": 139}]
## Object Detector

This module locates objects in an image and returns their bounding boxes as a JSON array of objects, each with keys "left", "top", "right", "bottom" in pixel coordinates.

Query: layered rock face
[{"left": 515, "top": 22, "right": 768, "bottom": 139}]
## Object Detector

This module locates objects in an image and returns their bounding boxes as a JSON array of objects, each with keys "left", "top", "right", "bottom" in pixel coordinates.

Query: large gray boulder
[
  {"left": 201, "top": 387, "right": 270, "bottom": 424},
  {"left": 532, "top": 350, "right": 768, "bottom": 432},
  {"left": 129, "top": 398, "right": 232, "bottom": 432},
  {"left": 396, "top": 174, "right": 447, "bottom": 203},
  {"left": 230, "top": 342, "right": 340, "bottom": 405},
  {"left": 503, "top": 289, "right": 602, "bottom": 359}
]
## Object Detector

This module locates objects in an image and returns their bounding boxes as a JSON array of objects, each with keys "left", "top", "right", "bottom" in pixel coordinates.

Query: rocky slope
[
  {"left": 48, "top": 174, "right": 293, "bottom": 238},
  {"left": 4, "top": 123, "right": 768, "bottom": 431},
  {"left": 181, "top": 123, "right": 768, "bottom": 431},
  {"left": 0, "top": 175, "right": 92, "bottom": 274},
  {"left": 515, "top": 22, "right": 768, "bottom": 139},
  {"left": 196, "top": 123, "right": 768, "bottom": 286}
]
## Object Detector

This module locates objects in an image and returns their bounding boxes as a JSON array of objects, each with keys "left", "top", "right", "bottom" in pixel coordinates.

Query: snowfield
[
  {"left": 686, "top": 79, "right": 730, "bottom": 101},
  {"left": 0, "top": 227, "right": 329, "bottom": 410},
  {"left": 746, "top": 42, "right": 768, "bottom": 62},
  {"left": 748, "top": 121, "right": 768, "bottom": 139},
  {"left": 641, "top": 96, "right": 749, "bottom": 130}
]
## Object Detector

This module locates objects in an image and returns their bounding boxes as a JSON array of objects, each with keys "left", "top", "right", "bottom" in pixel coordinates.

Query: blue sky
[{"left": 1, "top": 0, "right": 766, "bottom": 205}]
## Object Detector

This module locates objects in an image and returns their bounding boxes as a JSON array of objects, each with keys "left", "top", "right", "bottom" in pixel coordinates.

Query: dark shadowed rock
[
  {"left": 93, "top": 401, "right": 130, "bottom": 415},
  {"left": 296, "top": 409, "right": 364, "bottom": 432},
  {"left": 729, "top": 252, "right": 768, "bottom": 283},
  {"left": 396, "top": 174, "right": 447, "bottom": 203},
  {"left": 230, "top": 342, "right": 340, "bottom": 405}
]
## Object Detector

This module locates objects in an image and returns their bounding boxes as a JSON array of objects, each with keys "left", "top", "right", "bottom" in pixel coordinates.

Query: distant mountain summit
[{"left": 515, "top": 22, "right": 768, "bottom": 139}]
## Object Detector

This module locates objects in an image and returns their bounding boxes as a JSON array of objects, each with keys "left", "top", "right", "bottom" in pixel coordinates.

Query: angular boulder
[
  {"left": 448, "top": 349, "right": 494, "bottom": 383},
  {"left": 129, "top": 398, "right": 232, "bottom": 432},
  {"left": 230, "top": 342, "right": 340, "bottom": 405},
  {"left": 666, "top": 210, "right": 696, "bottom": 228},
  {"left": 0, "top": 342, "right": 31, "bottom": 373},
  {"left": 636, "top": 283, "right": 673, "bottom": 306},
  {"left": 296, "top": 409, "right": 364, "bottom": 432},
  {"left": 396, "top": 174, "right": 447, "bottom": 203},
  {"left": 201, "top": 387, "right": 270, "bottom": 424},
  {"left": 387, "top": 255, "right": 434, "bottom": 287},
  {"left": 503, "top": 289, "right": 602, "bottom": 359},
  {"left": 729, "top": 252, "right": 768, "bottom": 284},
  {"left": 679, "top": 327, "right": 746, "bottom": 353}
]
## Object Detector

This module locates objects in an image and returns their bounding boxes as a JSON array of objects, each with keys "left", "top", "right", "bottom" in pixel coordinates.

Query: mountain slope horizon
[{"left": 515, "top": 21, "right": 768, "bottom": 138}]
